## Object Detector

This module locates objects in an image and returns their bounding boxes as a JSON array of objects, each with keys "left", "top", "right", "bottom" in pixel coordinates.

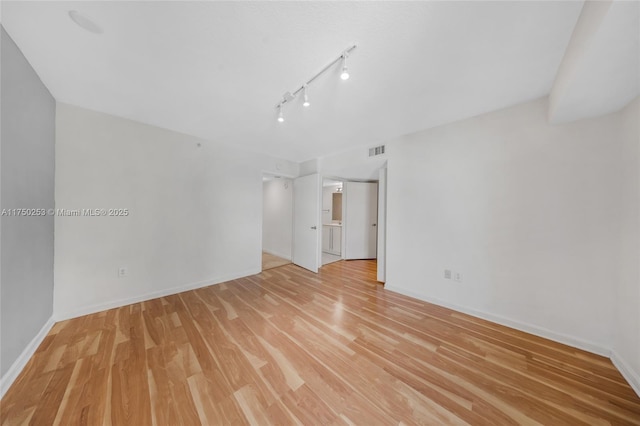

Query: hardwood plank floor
[
  {"left": 2, "top": 260, "right": 639, "bottom": 425},
  {"left": 262, "top": 252, "right": 291, "bottom": 271}
]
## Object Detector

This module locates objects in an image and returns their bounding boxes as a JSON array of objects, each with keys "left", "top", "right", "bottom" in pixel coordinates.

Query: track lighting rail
[{"left": 275, "top": 44, "right": 357, "bottom": 114}]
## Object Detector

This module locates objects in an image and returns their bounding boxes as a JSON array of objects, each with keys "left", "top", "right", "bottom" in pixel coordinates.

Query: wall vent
[{"left": 369, "top": 145, "right": 386, "bottom": 157}]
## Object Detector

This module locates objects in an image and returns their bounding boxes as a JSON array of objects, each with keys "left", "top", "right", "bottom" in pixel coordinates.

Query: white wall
[
  {"left": 319, "top": 146, "right": 387, "bottom": 181},
  {"left": 612, "top": 97, "right": 640, "bottom": 393},
  {"left": 385, "top": 97, "right": 629, "bottom": 356},
  {"left": 262, "top": 178, "right": 293, "bottom": 260},
  {"left": 1, "top": 26, "right": 55, "bottom": 393},
  {"left": 54, "top": 103, "right": 297, "bottom": 319}
]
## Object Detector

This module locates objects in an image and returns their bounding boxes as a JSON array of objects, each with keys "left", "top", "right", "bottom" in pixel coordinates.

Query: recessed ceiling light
[{"left": 68, "top": 10, "right": 103, "bottom": 34}]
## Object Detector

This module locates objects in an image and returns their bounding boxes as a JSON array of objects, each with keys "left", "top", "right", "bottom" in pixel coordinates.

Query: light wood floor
[
  {"left": 322, "top": 252, "right": 342, "bottom": 266},
  {"left": 2, "top": 260, "right": 639, "bottom": 425},
  {"left": 262, "top": 252, "right": 291, "bottom": 271}
]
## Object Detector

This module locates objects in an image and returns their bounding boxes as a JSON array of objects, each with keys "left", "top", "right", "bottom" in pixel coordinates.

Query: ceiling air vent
[{"left": 369, "top": 145, "right": 386, "bottom": 157}]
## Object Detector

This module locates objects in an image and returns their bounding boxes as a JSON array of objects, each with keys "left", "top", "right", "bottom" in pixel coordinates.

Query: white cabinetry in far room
[{"left": 322, "top": 224, "right": 342, "bottom": 256}]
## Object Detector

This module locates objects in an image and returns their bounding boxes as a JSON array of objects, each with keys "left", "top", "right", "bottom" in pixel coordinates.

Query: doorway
[
  {"left": 287, "top": 174, "right": 384, "bottom": 274},
  {"left": 322, "top": 178, "right": 344, "bottom": 265},
  {"left": 262, "top": 174, "right": 293, "bottom": 270}
]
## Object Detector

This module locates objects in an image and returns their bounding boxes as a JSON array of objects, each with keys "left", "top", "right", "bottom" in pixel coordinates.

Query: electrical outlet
[
  {"left": 444, "top": 269, "right": 452, "bottom": 279},
  {"left": 454, "top": 272, "right": 463, "bottom": 283},
  {"left": 118, "top": 267, "right": 128, "bottom": 278}
]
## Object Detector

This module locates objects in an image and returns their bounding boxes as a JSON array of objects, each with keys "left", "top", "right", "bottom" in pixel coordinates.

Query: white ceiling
[
  {"left": 549, "top": 0, "right": 640, "bottom": 123},
  {"left": 3, "top": 1, "right": 631, "bottom": 163}
]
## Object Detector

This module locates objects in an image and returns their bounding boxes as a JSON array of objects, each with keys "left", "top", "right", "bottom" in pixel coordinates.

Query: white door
[
  {"left": 293, "top": 174, "right": 321, "bottom": 272},
  {"left": 345, "top": 182, "right": 378, "bottom": 259}
]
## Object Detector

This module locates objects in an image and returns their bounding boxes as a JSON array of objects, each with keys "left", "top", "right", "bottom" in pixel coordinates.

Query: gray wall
[{"left": 1, "top": 26, "right": 55, "bottom": 377}]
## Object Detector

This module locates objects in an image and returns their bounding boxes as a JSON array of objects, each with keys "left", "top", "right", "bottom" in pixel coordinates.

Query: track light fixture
[
  {"left": 275, "top": 44, "right": 356, "bottom": 122},
  {"left": 340, "top": 53, "right": 350, "bottom": 80},
  {"left": 277, "top": 105, "right": 284, "bottom": 123},
  {"left": 302, "top": 85, "right": 310, "bottom": 107}
]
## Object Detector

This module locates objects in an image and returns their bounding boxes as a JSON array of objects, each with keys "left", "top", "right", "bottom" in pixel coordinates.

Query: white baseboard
[
  {"left": 384, "top": 284, "right": 610, "bottom": 357},
  {"left": 54, "top": 267, "right": 261, "bottom": 321},
  {"left": 611, "top": 350, "right": 640, "bottom": 398},
  {"left": 262, "top": 248, "right": 292, "bottom": 261},
  {"left": 0, "top": 316, "right": 55, "bottom": 399}
]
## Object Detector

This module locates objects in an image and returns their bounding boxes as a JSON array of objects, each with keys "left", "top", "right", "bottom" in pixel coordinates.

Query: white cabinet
[
  {"left": 331, "top": 226, "right": 342, "bottom": 255},
  {"left": 322, "top": 226, "right": 331, "bottom": 253},
  {"left": 322, "top": 225, "right": 342, "bottom": 256}
]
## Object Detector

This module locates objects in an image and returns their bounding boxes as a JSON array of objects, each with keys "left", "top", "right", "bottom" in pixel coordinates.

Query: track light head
[
  {"left": 340, "top": 66, "right": 349, "bottom": 80},
  {"left": 302, "top": 85, "right": 310, "bottom": 107},
  {"left": 340, "top": 53, "right": 350, "bottom": 80},
  {"left": 277, "top": 105, "right": 284, "bottom": 123}
]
